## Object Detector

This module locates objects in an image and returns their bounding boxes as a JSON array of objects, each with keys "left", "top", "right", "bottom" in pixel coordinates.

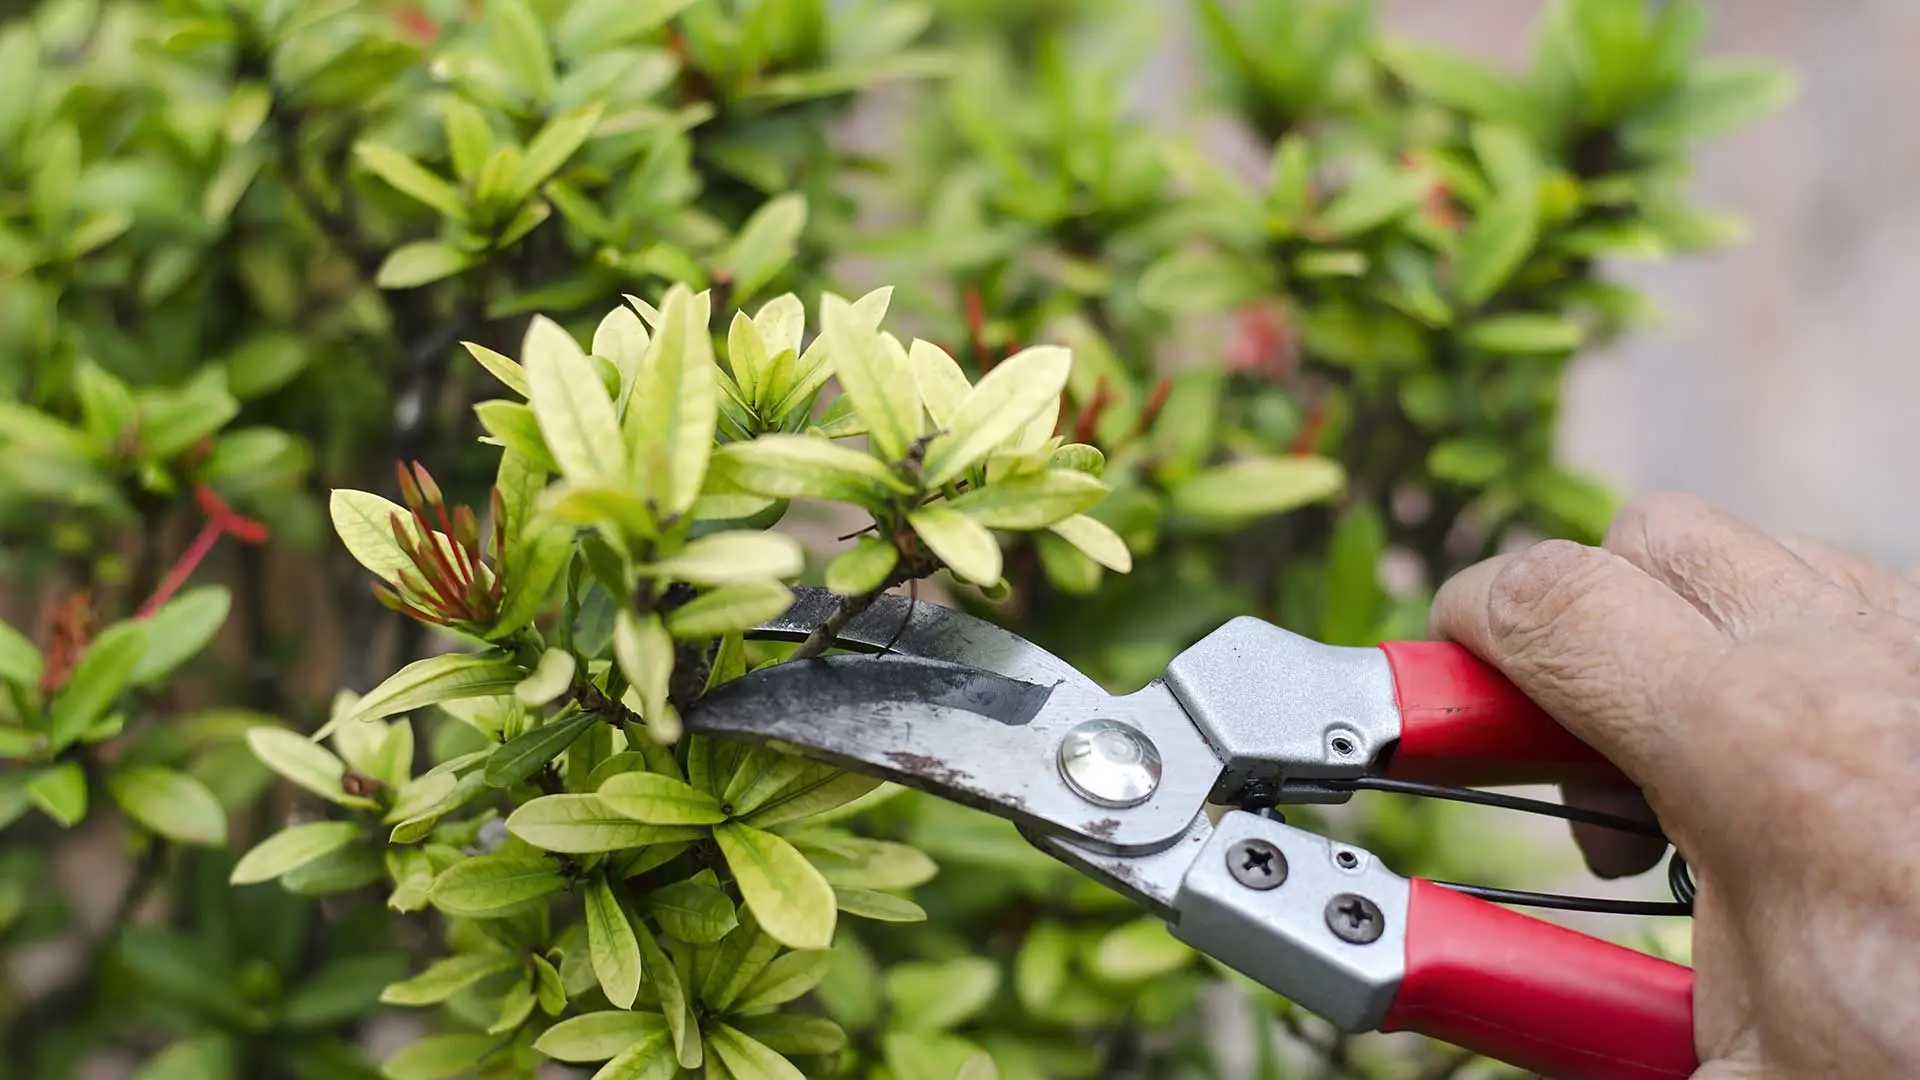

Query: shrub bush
[{"left": 0, "top": 1, "right": 1787, "bottom": 1078}]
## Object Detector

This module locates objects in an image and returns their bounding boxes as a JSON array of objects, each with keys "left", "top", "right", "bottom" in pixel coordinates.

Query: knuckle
[
  {"left": 1603, "top": 491, "right": 1711, "bottom": 555},
  {"left": 1484, "top": 539, "right": 1616, "bottom": 653}
]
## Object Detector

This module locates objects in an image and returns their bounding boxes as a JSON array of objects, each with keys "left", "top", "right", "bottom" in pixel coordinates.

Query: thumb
[{"left": 1428, "top": 540, "right": 1724, "bottom": 795}]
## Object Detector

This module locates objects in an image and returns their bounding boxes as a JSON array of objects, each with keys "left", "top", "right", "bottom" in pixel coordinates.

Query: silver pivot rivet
[
  {"left": 1226, "top": 839, "right": 1287, "bottom": 890},
  {"left": 1326, "top": 893, "right": 1385, "bottom": 945},
  {"left": 1057, "top": 719, "right": 1162, "bottom": 808}
]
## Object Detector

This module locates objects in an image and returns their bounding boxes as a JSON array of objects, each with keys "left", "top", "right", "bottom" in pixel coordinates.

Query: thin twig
[{"left": 787, "top": 562, "right": 921, "bottom": 662}]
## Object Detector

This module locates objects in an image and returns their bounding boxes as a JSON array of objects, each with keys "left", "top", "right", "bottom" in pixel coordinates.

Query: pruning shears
[{"left": 686, "top": 587, "right": 1695, "bottom": 1080}]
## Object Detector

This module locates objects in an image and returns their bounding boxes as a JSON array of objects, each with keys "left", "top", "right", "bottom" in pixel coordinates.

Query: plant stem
[{"left": 786, "top": 562, "right": 920, "bottom": 662}]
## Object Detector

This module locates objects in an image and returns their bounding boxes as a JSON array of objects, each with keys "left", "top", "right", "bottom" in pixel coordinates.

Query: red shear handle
[
  {"left": 1376, "top": 640, "right": 1634, "bottom": 789},
  {"left": 1383, "top": 880, "right": 1697, "bottom": 1080}
]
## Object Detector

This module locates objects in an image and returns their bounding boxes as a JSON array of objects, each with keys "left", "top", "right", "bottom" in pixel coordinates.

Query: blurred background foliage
[{"left": 0, "top": 0, "right": 1784, "bottom": 1078}]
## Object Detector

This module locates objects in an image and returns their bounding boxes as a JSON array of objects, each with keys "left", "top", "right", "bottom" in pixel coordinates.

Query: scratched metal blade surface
[{"left": 683, "top": 653, "right": 1221, "bottom": 855}]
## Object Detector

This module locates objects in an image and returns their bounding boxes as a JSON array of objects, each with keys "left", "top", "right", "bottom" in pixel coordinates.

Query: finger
[
  {"left": 1603, "top": 492, "right": 1840, "bottom": 637},
  {"left": 1561, "top": 783, "right": 1669, "bottom": 879},
  {"left": 1778, "top": 534, "right": 1920, "bottom": 624},
  {"left": 1431, "top": 539, "right": 1724, "bottom": 791}
]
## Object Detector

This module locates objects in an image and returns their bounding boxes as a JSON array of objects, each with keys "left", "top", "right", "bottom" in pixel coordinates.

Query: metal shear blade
[{"left": 685, "top": 588, "right": 1222, "bottom": 856}]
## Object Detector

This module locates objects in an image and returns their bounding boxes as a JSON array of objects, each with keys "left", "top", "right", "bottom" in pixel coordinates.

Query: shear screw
[
  {"left": 1226, "top": 839, "right": 1287, "bottom": 890},
  {"left": 1326, "top": 893, "right": 1385, "bottom": 944}
]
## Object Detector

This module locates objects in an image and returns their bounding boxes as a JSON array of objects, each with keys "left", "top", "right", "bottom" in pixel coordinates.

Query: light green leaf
[
  {"left": 665, "top": 581, "right": 794, "bottom": 639},
  {"left": 714, "top": 822, "right": 836, "bottom": 950},
  {"left": 698, "top": 912, "right": 783, "bottom": 1013},
  {"left": 753, "top": 293, "right": 805, "bottom": 358},
  {"left": 908, "top": 506, "right": 1001, "bottom": 586},
  {"left": 590, "top": 1035, "right": 679, "bottom": 1080},
  {"left": 1137, "top": 247, "right": 1267, "bottom": 315},
  {"left": 441, "top": 96, "right": 494, "bottom": 181},
  {"left": 27, "top": 762, "right": 86, "bottom": 827},
  {"left": 644, "top": 879, "right": 737, "bottom": 944},
  {"left": 614, "top": 610, "right": 674, "bottom": 735},
  {"left": 376, "top": 242, "right": 476, "bottom": 289},
  {"left": 712, "top": 434, "right": 908, "bottom": 504},
  {"left": 1169, "top": 457, "right": 1346, "bottom": 525},
  {"left": 281, "top": 953, "right": 411, "bottom": 1029},
  {"left": 329, "top": 489, "right": 427, "bottom": 583},
  {"left": 1625, "top": 61, "right": 1796, "bottom": 154},
  {"left": 1014, "top": 921, "right": 1070, "bottom": 1013},
  {"left": 1047, "top": 515, "right": 1131, "bottom": 573},
  {"left": 515, "top": 102, "right": 604, "bottom": 198},
  {"left": 492, "top": 522, "right": 574, "bottom": 638},
  {"left": 491, "top": 0, "right": 557, "bottom": 101},
  {"left": 327, "top": 653, "right": 528, "bottom": 737},
  {"left": 956, "top": 1052, "right": 999, "bottom": 1080},
  {"left": 1376, "top": 39, "right": 1532, "bottom": 123},
  {"left": 923, "top": 345, "right": 1071, "bottom": 487},
  {"left": 625, "top": 284, "right": 716, "bottom": 516},
  {"left": 383, "top": 1033, "right": 501, "bottom": 1080},
  {"left": 245, "top": 728, "right": 377, "bottom": 810},
  {"left": 738, "top": 767, "right": 885, "bottom": 829},
  {"left": 800, "top": 835, "right": 937, "bottom": 890},
  {"left": 130, "top": 586, "right": 230, "bottom": 685},
  {"left": 599, "top": 772, "right": 726, "bottom": 825},
  {"left": 719, "top": 194, "right": 808, "bottom": 304},
  {"left": 726, "top": 311, "right": 773, "bottom": 404},
  {"left": 507, "top": 794, "right": 706, "bottom": 853},
  {"left": 634, "top": 922, "right": 700, "bottom": 1069},
  {"left": 354, "top": 143, "right": 466, "bottom": 219},
  {"left": 834, "top": 887, "right": 926, "bottom": 923},
  {"left": 1428, "top": 437, "right": 1510, "bottom": 485},
  {"left": 820, "top": 293, "right": 920, "bottom": 462},
  {"left": 908, "top": 339, "right": 973, "bottom": 430},
  {"left": 429, "top": 853, "right": 566, "bottom": 918},
  {"left": 1461, "top": 313, "right": 1584, "bottom": 354},
  {"left": 1090, "top": 917, "right": 1193, "bottom": 982},
  {"left": 230, "top": 821, "right": 361, "bottom": 884},
  {"left": 107, "top": 766, "right": 226, "bottom": 846},
  {"left": 534, "top": 1010, "right": 666, "bottom": 1063},
  {"left": 1453, "top": 187, "right": 1538, "bottom": 308},
  {"left": 1314, "top": 170, "right": 1429, "bottom": 238},
  {"left": 47, "top": 621, "right": 145, "bottom": 750},
  {"left": 514, "top": 648, "right": 577, "bottom": 707},
  {"left": 719, "top": 748, "right": 809, "bottom": 818},
  {"left": 524, "top": 315, "right": 626, "bottom": 483},
  {"left": 824, "top": 537, "right": 898, "bottom": 596},
  {"left": 733, "top": 950, "right": 835, "bottom": 1012},
  {"left": 584, "top": 874, "right": 643, "bottom": 1008},
  {"left": 485, "top": 710, "right": 597, "bottom": 788},
  {"left": 0, "top": 620, "right": 43, "bottom": 689},
  {"left": 708, "top": 1024, "right": 804, "bottom": 1080},
  {"left": 463, "top": 341, "right": 531, "bottom": 397},
  {"left": 380, "top": 951, "right": 521, "bottom": 1006},
  {"left": 948, "top": 470, "right": 1109, "bottom": 530},
  {"left": 885, "top": 957, "right": 999, "bottom": 1033},
  {"left": 541, "top": 482, "right": 656, "bottom": 540},
  {"left": 648, "top": 532, "right": 804, "bottom": 585},
  {"left": 730, "top": 1014, "right": 848, "bottom": 1058},
  {"left": 136, "top": 1033, "right": 237, "bottom": 1080},
  {"left": 595, "top": 305, "right": 651, "bottom": 408}
]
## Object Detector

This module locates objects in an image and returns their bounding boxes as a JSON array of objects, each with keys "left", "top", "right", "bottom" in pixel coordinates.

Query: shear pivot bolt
[
  {"left": 1057, "top": 720, "right": 1162, "bottom": 808},
  {"left": 1326, "top": 893, "right": 1384, "bottom": 945},
  {"left": 1226, "top": 839, "right": 1287, "bottom": 890}
]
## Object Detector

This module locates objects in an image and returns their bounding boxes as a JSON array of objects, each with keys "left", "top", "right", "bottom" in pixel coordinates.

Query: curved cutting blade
[{"left": 683, "top": 652, "right": 1221, "bottom": 855}]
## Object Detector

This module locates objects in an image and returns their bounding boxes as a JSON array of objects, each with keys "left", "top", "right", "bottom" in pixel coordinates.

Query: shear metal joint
[{"left": 1163, "top": 617, "right": 1405, "bottom": 802}]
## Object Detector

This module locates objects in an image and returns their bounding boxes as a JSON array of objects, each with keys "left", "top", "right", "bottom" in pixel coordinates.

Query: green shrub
[{"left": 0, "top": 1, "right": 1786, "bottom": 1078}]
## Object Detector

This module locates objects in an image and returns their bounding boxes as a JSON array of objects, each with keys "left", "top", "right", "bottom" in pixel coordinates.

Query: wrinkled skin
[{"left": 1432, "top": 493, "right": 1920, "bottom": 1080}]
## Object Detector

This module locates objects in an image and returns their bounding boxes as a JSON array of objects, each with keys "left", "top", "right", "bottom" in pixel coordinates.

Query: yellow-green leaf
[
  {"left": 0, "top": 619, "right": 43, "bottom": 689},
  {"left": 884, "top": 957, "right": 999, "bottom": 1033},
  {"left": 948, "top": 470, "right": 1109, "bottom": 530},
  {"left": 834, "top": 887, "right": 927, "bottom": 923},
  {"left": 727, "top": 311, "right": 771, "bottom": 403},
  {"left": 599, "top": 772, "right": 726, "bottom": 824},
  {"left": 376, "top": 241, "right": 476, "bottom": 289},
  {"left": 428, "top": 853, "right": 566, "bottom": 918},
  {"left": 712, "top": 434, "right": 908, "bottom": 504},
  {"left": 534, "top": 1010, "right": 666, "bottom": 1063},
  {"left": 634, "top": 922, "right": 700, "bottom": 1069},
  {"left": 1453, "top": 186, "right": 1538, "bottom": 308},
  {"left": 584, "top": 874, "right": 643, "bottom": 1008},
  {"left": 908, "top": 339, "right": 972, "bottom": 430},
  {"left": 752, "top": 293, "right": 805, "bottom": 358},
  {"left": 733, "top": 950, "right": 835, "bottom": 1012},
  {"left": 1168, "top": 456, "right": 1345, "bottom": 524},
  {"left": 328, "top": 489, "right": 431, "bottom": 583},
  {"left": 380, "top": 951, "right": 520, "bottom": 1006},
  {"left": 643, "top": 878, "right": 737, "bottom": 944},
  {"left": 464, "top": 341, "right": 530, "bottom": 397},
  {"left": 824, "top": 537, "right": 898, "bottom": 596},
  {"left": 514, "top": 648, "right": 576, "bottom": 706},
  {"left": 648, "top": 532, "right": 804, "bottom": 585},
  {"left": 231, "top": 821, "right": 361, "bottom": 885},
  {"left": 26, "top": 762, "right": 86, "bottom": 827},
  {"left": 908, "top": 506, "right": 1001, "bottom": 585},
  {"left": 594, "top": 305, "right": 650, "bottom": 409},
  {"left": 613, "top": 610, "right": 673, "bottom": 732},
  {"left": 245, "top": 728, "right": 378, "bottom": 810},
  {"left": 922, "top": 345, "right": 1071, "bottom": 487},
  {"left": 46, "top": 622, "right": 145, "bottom": 750},
  {"left": 507, "top": 794, "right": 706, "bottom": 853},
  {"left": 541, "top": 481, "right": 656, "bottom": 540},
  {"left": 1090, "top": 916, "right": 1193, "bottom": 982},
  {"left": 625, "top": 284, "right": 716, "bottom": 515},
  {"left": 1461, "top": 313, "right": 1584, "bottom": 354},
  {"left": 107, "top": 766, "right": 226, "bottom": 846},
  {"left": 820, "top": 292, "right": 920, "bottom": 461},
  {"left": 708, "top": 1024, "right": 804, "bottom": 1080},
  {"left": 354, "top": 142, "right": 466, "bottom": 218},
  {"left": 719, "top": 194, "right": 807, "bottom": 305},
  {"left": 665, "top": 581, "right": 794, "bottom": 639},
  {"left": 384, "top": 1033, "right": 500, "bottom": 1079},
  {"left": 514, "top": 101, "right": 603, "bottom": 197},
  {"left": 1047, "top": 515, "right": 1132, "bottom": 573},
  {"left": 484, "top": 710, "right": 597, "bottom": 788},
  {"left": 325, "top": 653, "right": 528, "bottom": 739},
  {"left": 524, "top": 315, "right": 625, "bottom": 483},
  {"left": 713, "top": 822, "right": 836, "bottom": 950}
]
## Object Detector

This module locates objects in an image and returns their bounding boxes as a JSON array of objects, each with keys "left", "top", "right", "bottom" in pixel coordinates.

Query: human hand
[{"left": 1430, "top": 493, "right": 1920, "bottom": 1080}]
